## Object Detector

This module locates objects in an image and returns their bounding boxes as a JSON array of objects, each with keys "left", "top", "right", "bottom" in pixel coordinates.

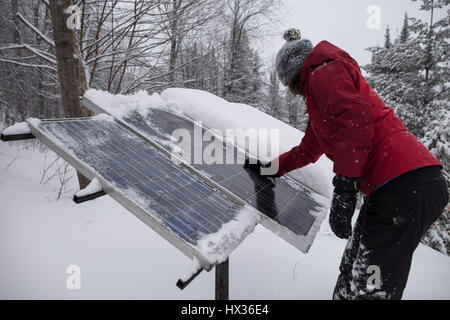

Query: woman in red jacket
[{"left": 254, "top": 29, "right": 448, "bottom": 299}]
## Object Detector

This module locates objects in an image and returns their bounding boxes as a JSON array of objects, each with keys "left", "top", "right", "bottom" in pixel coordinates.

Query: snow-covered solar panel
[
  {"left": 82, "top": 98, "right": 328, "bottom": 252},
  {"left": 26, "top": 117, "right": 259, "bottom": 269}
]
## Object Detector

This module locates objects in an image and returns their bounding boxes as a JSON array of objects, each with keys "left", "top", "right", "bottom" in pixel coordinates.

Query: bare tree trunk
[
  {"left": 73, "top": 31, "right": 89, "bottom": 105},
  {"left": 49, "top": 0, "right": 90, "bottom": 189},
  {"left": 11, "top": 0, "right": 26, "bottom": 121},
  {"left": 168, "top": 0, "right": 181, "bottom": 83}
]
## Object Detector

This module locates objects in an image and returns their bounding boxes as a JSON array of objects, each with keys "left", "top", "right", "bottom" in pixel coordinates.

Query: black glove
[
  {"left": 329, "top": 174, "right": 361, "bottom": 239},
  {"left": 244, "top": 158, "right": 279, "bottom": 179}
]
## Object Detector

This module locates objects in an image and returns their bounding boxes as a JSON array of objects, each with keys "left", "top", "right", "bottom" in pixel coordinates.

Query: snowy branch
[
  {"left": 0, "top": 58, "right": 57, "bottom": 72},
  {"left": 16, "top": 13, "right": 55, "bottom": 48}
]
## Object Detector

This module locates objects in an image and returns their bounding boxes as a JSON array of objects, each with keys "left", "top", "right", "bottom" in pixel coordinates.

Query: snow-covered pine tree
[
  {"left": 412, "top": 0, "right": 449, "bottom": 255},
  {"left": 365, "top": 0, "right": 450, "bottom": 255},
  {"left": 284, "top": 89, "right": 307, "bottom": 132},
  {"left": 224, "top": 30, "right": 253, "bottom": 103},
  {"left": 384, "top": 25, "right": 392, "bottom": 48},
  {"left": 400, "top": 13, "right": 410, "bottom": 43},
  {"left": 206, "top": 47, "right": 221, "bottom": 96},
  {"left": 223, "top": 30, "right": 265, "bottom": 109},
  {"left": 266, "top": 70, "right": 283, "bottom": 119},
  {"left": 365, "top": 1, "right": 449, "bottom": 138},
  {"left": 247, "top": 50, "right": 265, "bottom": 110},
  {"left": 421, "top": 102, "right": 450, "bottom": 255},
  {"left": 365, "top": 21, "right": 428, "bottom": 136},
  {"left": 182, "top": 42, "right": 203, "bottom": 89}
]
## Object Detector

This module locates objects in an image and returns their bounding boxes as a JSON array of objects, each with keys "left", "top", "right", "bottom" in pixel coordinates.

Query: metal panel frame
[
  {"left": 82, "top": 97, "right": 329, "bottom": 253},
  {"left": 26, "top": 118, "right": 219, "bottom": 271}
]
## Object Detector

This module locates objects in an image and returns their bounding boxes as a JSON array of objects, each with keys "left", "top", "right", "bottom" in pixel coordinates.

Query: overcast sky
[{"left": 261, "top": 0, "right": 447, "bottom": 68}]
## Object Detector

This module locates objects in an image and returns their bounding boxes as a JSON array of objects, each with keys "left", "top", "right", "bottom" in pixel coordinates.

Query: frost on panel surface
[
  {"left": 82, "top": 89, "right": 328, "bottom": 251},
  {"left": 85, "top": 88, "right": 333, "bottom": 198},
  {"left": 81, "top": 89, "right": 330, "bottom": 251},
  {"left": 160, "top": 88, "right": 334, "bottom": 198},
  {"left": 105, "top": 103, "right": 326, "bottom": 239},
  {"left": 32, "top": 118, "right": 258, "bottom": 266}
]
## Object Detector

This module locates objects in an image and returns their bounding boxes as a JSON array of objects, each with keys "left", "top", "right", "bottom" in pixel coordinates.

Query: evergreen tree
[
  {"left": 247, "top": 50, "right": 265, "bottom": 110},
  {"left": 222, "top": 30, "right": 265, "bottom": 109},
  {"left": 266, "top": 70, "right": 283, "bottom": 119},
  {"left": 365, "top": 38, "right": 425, "bottom": 135},
  {"left": 182, "top": 42, "right": 201, "bottom": 89},
  {"left": 206, "top": 47, "right": 220, "bottom": 96},
  {"left": 384, "top": 25, "right": 392, "bottom": 48},
  {"left": 400, "top": 13, "right": 410, "bottom": 43},
  {"left": 365, "top": 0, "right": 450, "bottom": 255},
  {"left": 284, "top": 89, "right": 307, "bottom": 131},
  {"left": 224, "top": 30, "right": 252, "bottom": 103},
  {"left": 181, "top": 41, "right": 221, "bottom": 95},
  {"left": 422, "top": 103, "right": 450, "bottom": 255},
  {"left": 365, "top": 1, "right": 449, "bottom": 138}
]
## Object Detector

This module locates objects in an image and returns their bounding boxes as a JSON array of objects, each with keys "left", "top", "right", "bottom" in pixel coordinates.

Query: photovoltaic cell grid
[
  {"left": 119, "top": 109, "right": 320, "bottom": 237},
  {"left": 35, "top": 119, "right": 244, "bottom": 247}
]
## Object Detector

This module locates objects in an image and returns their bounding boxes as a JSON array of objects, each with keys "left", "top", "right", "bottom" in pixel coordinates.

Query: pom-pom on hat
[{"left": 276, "top": 28, "right": 314, "bottom": 87}]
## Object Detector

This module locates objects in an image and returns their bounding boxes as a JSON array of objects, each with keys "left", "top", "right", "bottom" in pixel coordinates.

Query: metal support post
[{"left": 215, "top": 258, "right": 229, "bottom": 300}]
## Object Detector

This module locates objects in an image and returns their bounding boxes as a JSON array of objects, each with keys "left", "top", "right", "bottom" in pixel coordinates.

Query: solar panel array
[
  {"left": 112, "top": 108, "right": 324, "bottom": 241},
  {"left": 32, "top": 118, "right": 249, "bottom": 263}
]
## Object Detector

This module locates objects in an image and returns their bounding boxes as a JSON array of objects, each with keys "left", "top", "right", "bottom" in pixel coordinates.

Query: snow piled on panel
[
  {"left": 91, "top": 114, "right": 114, "bottom": 122},
  {"left": 160, "top": 88, "right": 334, "bottom": 198},
  {"left": 2, "top": 122, "right": 31, "bottom": 135},
  {"left": 196, "top": 205, "right": 261, "bottom": 265},
  {"left": 84, "top": 89, "right": 178, "bottom": 119}
]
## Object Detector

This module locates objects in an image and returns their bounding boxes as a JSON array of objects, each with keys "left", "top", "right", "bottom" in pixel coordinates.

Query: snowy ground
[{"left": 1, "top": 143, "right": 449, "bottom": 300}]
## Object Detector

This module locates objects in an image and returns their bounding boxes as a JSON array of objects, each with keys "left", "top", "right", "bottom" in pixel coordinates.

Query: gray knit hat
[{"left": 275, "top": 28, "right": 314, "bottom": 87}]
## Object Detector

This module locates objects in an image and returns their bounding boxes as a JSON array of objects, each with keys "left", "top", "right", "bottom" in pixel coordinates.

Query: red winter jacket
[{"left": 277, "top": 41, "right": 442, "bottom": 195}]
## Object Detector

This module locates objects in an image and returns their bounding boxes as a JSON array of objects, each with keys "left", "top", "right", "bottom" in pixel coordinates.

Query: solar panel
[
  {"left": 27, "top": 117, "right": 257, "bottom": 269},
  {"left": 82, "top": 98, "right": 328, "bottom": 252}
]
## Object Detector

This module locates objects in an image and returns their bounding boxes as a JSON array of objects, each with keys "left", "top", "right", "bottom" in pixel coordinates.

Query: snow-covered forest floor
[{"left": 1, "top": 142, "right": 449, "bottom": 300}]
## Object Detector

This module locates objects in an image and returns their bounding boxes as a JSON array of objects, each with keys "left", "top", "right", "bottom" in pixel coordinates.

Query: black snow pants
[{"left": 333, "top": 166, "right": 448, "bottom": 300}]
